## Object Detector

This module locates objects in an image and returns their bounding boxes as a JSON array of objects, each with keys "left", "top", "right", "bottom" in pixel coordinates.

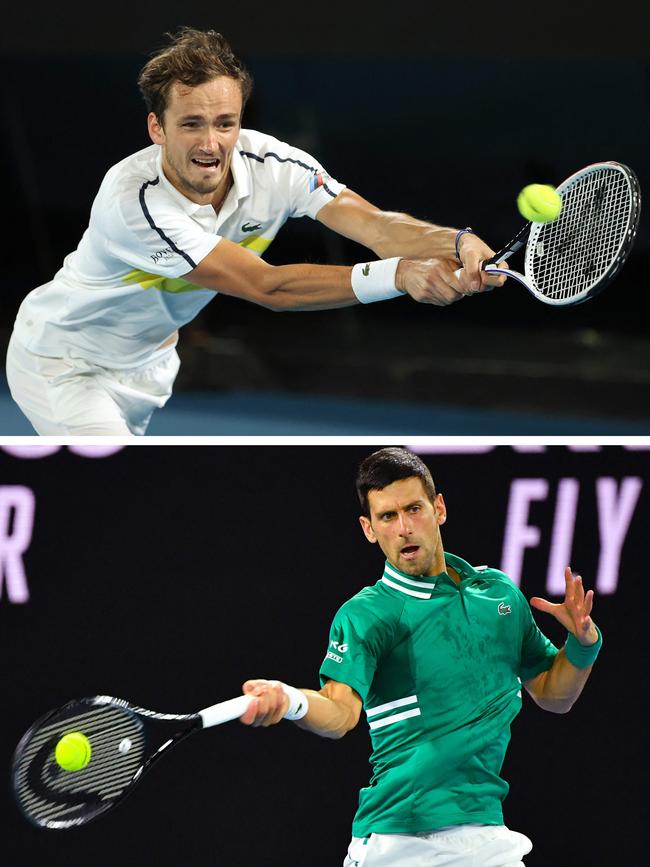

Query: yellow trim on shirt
[
  {"left": 122, "top": 270, "right": 200, "bottom": 293},
  {"left": 123, "top": 237, "right": 274, "bottom": 292},
  {"left": 238, "top": 235, "right": 273, "bottom": 254}
]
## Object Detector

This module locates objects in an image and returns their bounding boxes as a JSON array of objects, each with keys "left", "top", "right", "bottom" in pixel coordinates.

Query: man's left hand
[
  {"left": 530, "top": 566, "right": 599, "bottom": 646},
  {"left": 457, "top": 232, "right": 509, "bottom": 293}
]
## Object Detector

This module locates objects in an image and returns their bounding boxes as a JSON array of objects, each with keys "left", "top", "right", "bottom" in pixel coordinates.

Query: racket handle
[
  {"left": 199, "top": 695, "right": 253, "bottom": 728},
  {"left": 483, "top": 245, "right": 520, "bottom": 266},
  {"left": 453, "top": 265, "right": 508, "bottom": 280}
]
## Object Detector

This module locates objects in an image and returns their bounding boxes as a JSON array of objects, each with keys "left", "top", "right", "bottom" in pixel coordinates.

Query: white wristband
[
  {"left": 270, "top": 681, "right": 309, "bottom": 720},
  {"left": 351, "top": 257, "right": 404, "bottom": 303}
]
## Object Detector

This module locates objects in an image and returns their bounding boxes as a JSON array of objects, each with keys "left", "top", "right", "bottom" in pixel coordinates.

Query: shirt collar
[
  {"left": 443, "top": 552, "right": 480, "bottom": 583},
  {"left": 154, "top": 145, "right": 250, "bottom": 216},
  {"left": 380, "top": 553, "right": 480, "bottom": 600},
  {"left": 230, "top": 146, "right": 250, "bottom": 200}
]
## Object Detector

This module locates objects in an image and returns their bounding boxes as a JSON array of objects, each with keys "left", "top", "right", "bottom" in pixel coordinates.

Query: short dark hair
[
  {"left": 356, "top": 447, "right": 437, "bottom": 517},
  {"left": 137, "top": 28, "right": 253, "bottom": 122}
]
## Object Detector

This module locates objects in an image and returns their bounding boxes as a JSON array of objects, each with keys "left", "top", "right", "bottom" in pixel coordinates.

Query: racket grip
[
  {"left": 454, "top": 267, "right": 491, "bottom": 280},
  {"left": 199, "top": 695, "right": 253, "bottom": 728},
  {"left": 454, "top": 266, "right": 507, "bottom": 279}
]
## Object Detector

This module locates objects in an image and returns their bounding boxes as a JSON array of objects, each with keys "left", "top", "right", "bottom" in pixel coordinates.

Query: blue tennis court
[{"left": 2, "top": 374, "right": 648, "bottom": 435}]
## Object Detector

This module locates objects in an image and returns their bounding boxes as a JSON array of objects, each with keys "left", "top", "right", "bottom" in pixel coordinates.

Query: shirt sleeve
[
  {"left": 516, "top": 589, "right": 559, "bottom": 681},
  {"left": 265, "top": 139, "right": 346, "bottom": 220},
  {"left": 319, "top": 599, "right": 385, "bottom": 702},
  {"left": 99, "top": 182, "right": 221, "bottom": 278}
]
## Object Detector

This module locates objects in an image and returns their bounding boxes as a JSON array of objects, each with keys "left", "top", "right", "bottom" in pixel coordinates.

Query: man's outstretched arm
[
  {"left": 185, "top": 235, "right": 475, "bottom": 309},
  {"left": 316, "top": 188, "right": 508, "bottom": 294},
  {"left": 239, "top": 678, "right": 362, "bottom": 739},
  {"left": 524, "top": 566, "right": 602, "bottom": 714}
]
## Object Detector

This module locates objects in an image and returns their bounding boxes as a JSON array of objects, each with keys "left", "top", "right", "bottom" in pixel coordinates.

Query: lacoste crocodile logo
[
  {"left": 362, "top": 263, "right": 370, "bottom": 276},
  {"left": 241, "top": 222, "right": 262, "bottom": 232},
  {"left": 498, "top": 603, "right": 512, "bottom": 616}
]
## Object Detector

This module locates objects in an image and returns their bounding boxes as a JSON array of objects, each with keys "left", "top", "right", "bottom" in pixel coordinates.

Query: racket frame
[
  {"left": 12, "top": 693, "right": 252, "bottom": 830},
  {"left": 483, "top": 160, "right": 641, "bottom": 306}
]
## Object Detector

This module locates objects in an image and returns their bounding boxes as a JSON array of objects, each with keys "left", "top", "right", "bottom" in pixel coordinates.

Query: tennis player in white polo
[{"left": 6, "top": 28, "right": 506, "bottom": 435}]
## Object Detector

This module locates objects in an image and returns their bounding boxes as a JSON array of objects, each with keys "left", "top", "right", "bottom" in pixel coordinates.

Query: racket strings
[
  {"left": 534, "top": 173, "right": 629, "bottom": 298},
  {"left": 14, "top": 705, "right": 145, "bottom": 828},
  {"left": 548, "top": 174, "right": 626, "bottom": 293},
  {"left": 527, "top": 167, "right": 634, "bottom": 301}
]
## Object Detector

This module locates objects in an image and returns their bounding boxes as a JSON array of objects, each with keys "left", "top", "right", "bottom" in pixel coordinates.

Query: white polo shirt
[{"left": 12, "top": 129, "right": 345, "bottom": 368}]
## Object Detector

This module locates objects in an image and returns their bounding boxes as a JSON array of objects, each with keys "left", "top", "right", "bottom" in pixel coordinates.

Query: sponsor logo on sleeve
[
  {"left": 308, "top": 171, "right": 330, "bottom": 193},
  {"left": 326, "top": 639, "right": 348, "bottom": 664},
  {"left": 150, "top": 247, "right": 175, "bottom": 264}
]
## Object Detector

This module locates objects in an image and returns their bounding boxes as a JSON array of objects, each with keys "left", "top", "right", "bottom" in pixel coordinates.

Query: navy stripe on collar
[{"left": 139, "top": 178, "right": 197, "bottom": 270}]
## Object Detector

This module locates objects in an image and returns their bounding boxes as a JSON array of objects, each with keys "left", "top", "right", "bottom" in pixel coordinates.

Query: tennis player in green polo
[{"left": 240, "top": 447, "right": 603, "bottom": 866}]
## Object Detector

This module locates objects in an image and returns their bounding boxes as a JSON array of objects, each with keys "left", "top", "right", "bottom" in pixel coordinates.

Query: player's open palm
[{"left": 530, "top": 566, "right": 597, "bottom": 645}]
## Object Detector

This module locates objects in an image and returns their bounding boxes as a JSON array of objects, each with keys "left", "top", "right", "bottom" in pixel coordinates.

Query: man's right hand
[
  {"left": 397, "top": 242, "right": 509, "bottom": 306},
  {"left": 396, "top": 257, "right": 471, "bottom": 306},
  {"left": 239, "top": 679, "right": 289, "bottom": 727}
]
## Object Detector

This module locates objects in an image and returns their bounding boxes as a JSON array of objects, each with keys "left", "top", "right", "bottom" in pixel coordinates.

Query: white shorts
[
  {"left": 5, "top": 333, "right": 180, "bottom": 436},
  {"left": 344, "top": 824, "right": 533, "bottom": 867}
]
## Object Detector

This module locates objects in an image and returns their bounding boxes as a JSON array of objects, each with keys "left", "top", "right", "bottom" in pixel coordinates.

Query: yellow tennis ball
[
  {"left": 517, "top": 184, "right": 563, "bottom": 223},
  {"left": 54, "top": 732, "right": 92, "bottom": 771}
]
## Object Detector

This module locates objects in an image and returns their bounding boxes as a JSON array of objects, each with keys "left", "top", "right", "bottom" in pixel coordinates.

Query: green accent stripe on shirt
[
  {"left": 122, "top": 235, "right": 273, "bottom": 293},
  {"left": 122, "top": 270, "right": 203, "bottom": 294},
  {"left": 238, "top": 234, "right": 273, "bottom": 253}
]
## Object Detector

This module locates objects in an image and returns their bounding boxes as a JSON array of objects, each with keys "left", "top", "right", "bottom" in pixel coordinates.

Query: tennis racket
[
  {"left": 458, "top": 161, "right": 641, "bottom": 306},
  {"left": 12, "top": 692, "right": 253, "bottom": 830}
]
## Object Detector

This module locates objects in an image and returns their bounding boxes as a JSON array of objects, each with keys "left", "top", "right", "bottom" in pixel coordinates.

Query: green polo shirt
[{"left": 319, "top": 552, "right": 558, "bottom": 837}]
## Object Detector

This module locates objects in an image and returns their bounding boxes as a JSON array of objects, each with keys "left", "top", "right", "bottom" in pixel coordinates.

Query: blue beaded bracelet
[
  {"left": 564, "top": 626, "right": 603, "bottom": 669},
  {"left": 455, "top": 227, "right": 474, "bottom": 261}
]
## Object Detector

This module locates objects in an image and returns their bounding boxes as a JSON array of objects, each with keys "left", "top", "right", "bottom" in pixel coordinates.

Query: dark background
[
  {"left": 1, "top": 444, "right": 647, "bottom": 865},
  {"left": 2, "top": 2, "right": 650, "bottom": 426}
]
